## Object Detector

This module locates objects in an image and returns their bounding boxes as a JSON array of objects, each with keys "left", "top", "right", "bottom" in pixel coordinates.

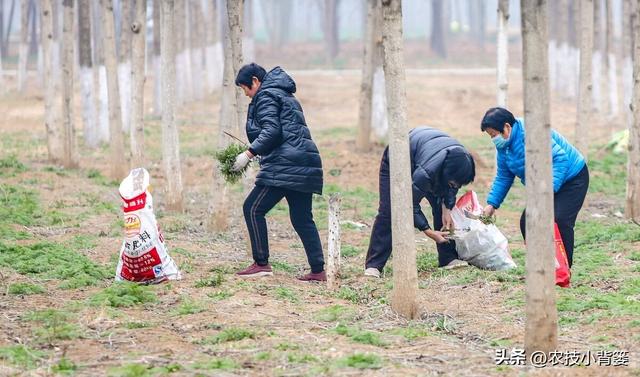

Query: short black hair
[
  {"left": 480, "top": 107, "right": 516, "bottom": 133},
  {"left": 235, "top": 63, "right": 267, "bottom": 87}
]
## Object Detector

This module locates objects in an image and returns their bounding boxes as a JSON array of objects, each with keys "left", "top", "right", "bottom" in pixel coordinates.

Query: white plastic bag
[
  {"left": 450, "top": 191, "right": 516, "bottom": 271},
  {"left": 115, "top": 168, "right": 181, "bottom": 283}
]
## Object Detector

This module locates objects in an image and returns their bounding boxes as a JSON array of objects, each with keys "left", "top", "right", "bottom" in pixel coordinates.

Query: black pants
[
  {"left": 243, "top": 185, "right": 324, "bottom": 273},
  {"left": 519, "top": 165, "right": 589, "bottom": 267},
  {"left": 365, "top": 149, "right": 459, "bottom": 271}
]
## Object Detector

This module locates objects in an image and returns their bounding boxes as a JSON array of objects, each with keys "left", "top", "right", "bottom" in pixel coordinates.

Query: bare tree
[
  {"left": 153, "top": 0, "right": 162, "bottom": 116},
  {"left": 130, "top": 0, "right": 147, "bottom": 167},
  {"left": 190, "top": 0, "right": 205, "bottom": 100},
  {"left": 497, "top": 0, "right": 509, "bottom": 107},
  {"left": 548, "top": 0, "right": 559, "bottom": 92},
  {"left": 102, "top": 0, "right": 127, "bottom": 180},
  {"left": 521, "top": 0, "right": 558, "bottom": 356},
  {"left": 322, "top": 0, "right": 340, "bottom": 63},
  {"left": 623, "top": 0, "right": 634, "bottom": 127},
  {"left": 356, "top": 0, "right": 378, "bottom": 151},
  {"left": 61, "top": 0, "right": 77, "bottom": 168},
  {"left": 227, "top": 0, "right": 245, "bottom": 136},
  {"left": 161, "top": 0, "right": 184, "bottom": 211},
  {"left": 204, "top": 0, "right": 223, "bottom": 93},
  {"left": 604, "top": 0, "right": 619, "bottom": 119},
  {"left": 626, "top": 0, "right": 640, "bottom": 223},
  {"left": 18, "top": 0, "right": 29, "bottom": 93},
  {"left": 92, "top": 0, "right": 109, "bottom": 144},
  {"left": 430, "top": 0, "right": 446, "bottom": 58},
  {"left": 576, "top": 0, "right": 594, "bottom": 159},
  {"left": 370, "top": 1, "right": 387, "bottom": 142},
  {"left": 243, "top": 0, "right": 255, "bottom": 61},
  {"left": 42, "top": 0, "right": 62, "bottom": 162},
  {"left": 326, "top": 194, "right": 341, "bottom": 289},
  {"left": 381, "top": 0, "right": 418, "bottom": 319},
  {"left": 592, "top": 0, "right": 603, "bottom": 112},
  {"left": 78, "top": 0, "right": 98, "bottom": 148},
  {"left": 118, "top": 0, "right": 132, "bottom": 133},
  {"left": 218, "top": 0, "right": 238, "bottom": 142},
  {"left": 3, "top": 0, "right": 17, "bottom": 58}
]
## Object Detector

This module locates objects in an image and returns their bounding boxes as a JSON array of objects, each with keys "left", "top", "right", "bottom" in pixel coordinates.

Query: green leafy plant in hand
[{"left": 214, "top": 143, "right": 250, "bottom": 184}]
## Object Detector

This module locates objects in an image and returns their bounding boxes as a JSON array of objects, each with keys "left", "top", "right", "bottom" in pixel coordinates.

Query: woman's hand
[
  {"left": 231, "top": 150, "right": 253, "bottom": 171},
  {"left": 483, "top": 204, "right": 496, "bottom": 217},
  {"left": 441, "top": 204, "right": 454, "bottom": 231},
  {"left": 425, "top": 229, "right": 450, "bottom": 244}
]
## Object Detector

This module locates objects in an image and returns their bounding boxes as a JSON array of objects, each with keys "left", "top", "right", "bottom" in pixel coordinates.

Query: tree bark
[
  {"left": 204, "top": 0, "right": 222, "bottom": 93},
  {"left": 326, "top": 194, "right": 341, "bottom": 290},
  {"left": 623, "top": 0, "right": 634, "bottom": 128},
  {"left": 102, "top": 0, "right": 127, "bottom": 180},
  {"left": 626, "top": 0, "right": 640, "bottom": 222},
  {"left": 18, "top": 0, "right": 29, "bottom": 93},
  {"left": 161, "top": 0, "right": 184, "bottom": 211},
  {"left": 92, "top": 0, "right": 109, "bottom": 143},
  {"left": 3, "top": 0, "right": 17, "bottom": 58},
  {"left": 356, "top": 0, "right": 377, "bottom": 151},
  {"left": 323, "top": 0, "right": 340, "bottom": 63},
  {"left": 218, "top": 0, "right": 238, "bottom": 145},
  {"left": 430, "top": 0, "right": 446, "bottom": 58},
  {"left": 42, "top": 0, "right": 62, "bottom": 162},
  {"left": 61, "top": 0, "right": 77, "bottom": 168},
  {"left": 576, "top": 0, "right": 594, "bottom": 159},
  {"left": 370, "top": 2, "right": 387, "bottom": 141},
  {"left": 190, "top": 0, "right": 205, "bottom": 100},
  {"left": 227, "top": 0, "right": 245, "bottom": 136},
  {"left": 118, "top": 0, "right": 132, "bottom": 132},
  {"left": 592, "top": 0, "right": 603, "bottom": 112},
  {"left": 130, "top": 0, "right": 146, "bottom": 168},
  {"left": 605, "top": 0, "right": 619, "bottom": 119},
  {"left": 497, "top": 0, "right": 509, "bottom": 107},
  {"left": 78, "top": 0, "right": 97, "bottom": 148},
  {"left": 381, "top": 0, "right": 418, "bottom": 320},
  {"left": 520, "top": 0, "right": 558, "bottom": 357},
  {"left": 153, "top": 0, "right": 162, "bottom": 116}
]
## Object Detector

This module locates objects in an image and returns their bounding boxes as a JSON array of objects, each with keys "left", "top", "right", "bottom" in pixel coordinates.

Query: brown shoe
[
  {"left": 297, "top": 270, "right": 326, "bottom": 282},
  {"left": 236, "top": 263, "right": 273, "bottom": 277}
]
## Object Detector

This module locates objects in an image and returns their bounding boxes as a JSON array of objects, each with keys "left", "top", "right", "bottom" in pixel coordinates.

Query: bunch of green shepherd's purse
[{"left": 214, "top": 143, "right": 251, "bottom": 184}]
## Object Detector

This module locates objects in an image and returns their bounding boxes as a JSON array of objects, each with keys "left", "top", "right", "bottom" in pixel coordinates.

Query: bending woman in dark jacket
[
  {"left": 364, "top": 127, "right": 476, "bottom": 278},
  {"left": 231, "top": 63, "right": 325, "bottom": 281}
]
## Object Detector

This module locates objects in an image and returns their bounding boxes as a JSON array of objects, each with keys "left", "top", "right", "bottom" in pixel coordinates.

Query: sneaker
[
  {"left": 443, "top": 259, "right": 469, "bottom": 270},
  {"left": 236, "top": 263, "right": 273, "bottom": 277},
  {"left": 297, "top": 270, "right": 326, "bottom": 282},
  {"left": 364, "top": 267, "right": 381, "bottom": 278}
]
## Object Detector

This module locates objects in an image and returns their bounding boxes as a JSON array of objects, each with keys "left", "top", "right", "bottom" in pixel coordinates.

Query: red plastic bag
[{"left": 554, "top": 223, "right": 571, "bottom": 288}]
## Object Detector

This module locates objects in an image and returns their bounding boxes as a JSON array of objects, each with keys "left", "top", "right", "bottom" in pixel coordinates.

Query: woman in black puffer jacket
[{"left": 231, "top": 63, "right": 325, "bottom": 281}]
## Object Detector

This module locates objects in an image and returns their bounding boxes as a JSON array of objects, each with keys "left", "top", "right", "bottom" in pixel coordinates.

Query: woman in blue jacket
[{"left": 481, "top": 107, "right": 589, "bottom": 267}]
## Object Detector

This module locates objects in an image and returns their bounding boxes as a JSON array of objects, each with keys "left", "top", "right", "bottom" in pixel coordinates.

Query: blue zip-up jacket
[{"left": 486, "top": 118, "right": 586, "bottom": 209}]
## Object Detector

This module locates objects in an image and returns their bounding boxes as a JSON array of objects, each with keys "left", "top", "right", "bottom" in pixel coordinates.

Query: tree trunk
[
  {"left": 430, "top": 0, "right": 446, "bottom": 58},
  {"left": 161, "top": 0, "right": 184, "bottom": 212},
  {"left": 470, "top": 0, "right": 486, "bottom": 50},
  {"left": 381, "top": 0, "right": 419, "bottom": 320},
  {"left": 592, "top": 0, "right": 603, "bottom": 112},
  {"left": 497, "top": 0, "right": 509, "bottom": 107},
  {"left": 130, "top": 0, "right": 146, "bottom": 167},
  {"left": 371, "top": 3, "right": 387, "bottom": 141},
  {"left": 605, "top": 0, "right": 619, "bottom": 119},
  {"left": 78, "top": 0, "right": 97, "bottom": 148},
  {"left": 153, "top": 0, "right": 161, "bottom": 116},
  {"left": 227, "top": 0, "right": 244, "bottom": 136},
  {"left": 0, "top": 1, "right": 4, "bottom": 59},
  {"left": 118, "top": 0, "right": 132, "bottom": 132},
  {"left": 557, "top": 0, "right": 571, "bottom": 98},
  {"left": 204, "top": 0, "right": 222, "bottom": 93},
  {"left": 218, "top": 0, "right": 238, "bottom": 145},
  {"left": 576, "top": 0, "right": 594, "bottom": 159},
  {"left": 182, "top": 0, "right": 194, "bottom": 102},
  {"left": 3, "top": 0, "right": 17, "bottom": 58},
  {"left": 326, "top": 194, "right": 341, "bottom": 290},
  {"left": 623, "top": 0, "right": 634, "bottom": 128},
  {"left": 18, "top": 0, "right": 29, "bottom": 93},
  {"left": 102, "top": 0, "right": 127, "bottom": 180},
  {"left": 548, "top": 0, "right": 559, "bottom": 91},
  {"left": 42, "top": 0, "right": 63, "bottom": 162},
  {"left": 243, "top": 0, "right": 255, "bottom": 61},
  {"left": 61, "top": 0, "right": 77, "bottom": 168},
  {"left": 626, "top": 0, "right": 640, "bottom": 222},
  {"left": 190, "top": 0, "right": 204, "bottom": 100},
  {"left": 520, "top": 0, "right": 558, "bottom": 357},
  {"left": 92, "top": 0, "right": 109, "bottom": 144},
  {"left": 323, "top": 0, "right": 340, "bottom": 63},
  {"left": 356, "top": 0, "right": 377, "bottom": 151}
]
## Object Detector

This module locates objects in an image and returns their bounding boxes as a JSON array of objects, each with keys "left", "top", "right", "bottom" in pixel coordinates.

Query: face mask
[{"left": 492, "top": 134, "right": 509, "bottom": 150}]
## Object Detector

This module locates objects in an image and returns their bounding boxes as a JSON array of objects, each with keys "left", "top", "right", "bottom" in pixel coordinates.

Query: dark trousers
[
  {"left": 243, "top": 185, "right": 325, "bottom": 273},
  {"left": 365, "top": 150, "right": 459, "bottom": 271},
  {"left": 519, "top": 165, "right": 589, "bottom": 267}
]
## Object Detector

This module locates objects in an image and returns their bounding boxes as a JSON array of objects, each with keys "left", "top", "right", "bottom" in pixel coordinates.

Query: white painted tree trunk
[
  {"left": 42, "top": 0, "right": 63, "bottom": 162},
  {"left": 161, "top": 0, "right": 184, "bottom": 212},
  {"left": 605, "top": 0, "right": 618, "bottom": 118},
  {"left": 61, "top": 0, "right": 77, "bottom": 168},
  {"left": 152, "top": 0, "right": 162, "bottom": 116},
  {"left": 130, "top": 0, "right": 146, "bottom": 167},
  {"left": 18, "top": 0, "right": 28, "bottom": 93},
  {"left": 326, "top": 194, "right": 341, "bottom": 290},
  {"left": 204, "top": 0, "right": 222, "bottom": 92},
  {"left": 496, "top": 0, "right": 509, "bottom": 107},
  {"left": 371, "top": 65, "right": 388, "bottom": 140},
  {"left": 521, "top": 0, "right": 558, "bottom": 355},
  {"left": 80, "top": 67, "right": 98, "bottom": 147},
  {"left": 227, "top": 0, "right": 245, "bottom": 136},
  {"left": 102, "top": 0, "right": 127, "bottom": 180},
  {"left": 381, "top": 0, "right": 419, "bottom": 320},
  {"left": 97, "top": 65, "right": 110, "bottom": 142},
  {"left": 623, "top": 0, "right": 633, "bottom": 127},
  {"left": 118, "top": 0, "right": 132, "bottom": 133},
  {"left": 182, "top": 0, "right": 194, "bottom": 102},
  {"left": 190, "top": 0, "right": 204, "bottom": 101},
  {"left": 576, "top": 0, "right": 594, "bottom": 159},
  {"left": 356, "top": 0, "right": 377, "bottom": 151},
  {"left": 548, "top": 40, "right": 558, "bottom": 91},
  {"left": 219, "top": 1, "right": 238, "bottom": 144},
  {"left": 592, "top": 51, "right": 603, "bottom": 112},
  {"left": 626, "top": 0, "right": 640, "bottom": 222}
]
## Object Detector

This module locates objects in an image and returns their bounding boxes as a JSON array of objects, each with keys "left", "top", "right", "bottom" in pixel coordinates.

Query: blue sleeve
[
  {"left": 412, "top": 186, "right": 430, "bottom": 231},
  {"left": 487, "top": 153, "right": 515, "bottom": 208},
  {"left": 551, "top": 139, "right": 569, "bottom": 193},
  {"left": 249, "top": 93, "right": 283, "bottom": 156}
]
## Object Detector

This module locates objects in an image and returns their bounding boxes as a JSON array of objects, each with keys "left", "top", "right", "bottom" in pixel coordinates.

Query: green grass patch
[
  {"left": 8, "top": 282, "right": 45, "bottom": 295},
  {"left": 286, "top": 353, "right": 319, "bottom": 364},
  {"left": 51, "top": 357, "right": 77, "bottom": 374},
  {"left": 334, "top": 323, "right": 387, "bottom": 347},
  {"left": 191, "top": 358, "right": 238, "bottom": 371},
  {"left": 274, "top": 286, "right": 299, "bottom": 303},
  {"left": 335, "top": 353, "right": 382, "bottom": 370},
  {"left": 0, "top": 155, "right": 27, "bottom": 177},
  {"left": 25, "top": 309, "right": 81, "bottom": 344},
  {"left": 90, "top": 282, "right": 157, "bottom": 308},
  {"left": 206, "top": 289, "right": 235, "bottom": 301},
  {"left": 0, "top": 345, "right": 46, "bottom": 369},
  {"left": 417, "top": 251, "right": 439, "bottom": 273},
  {"left": 389, "top": 324, "right": 431, "bottom": 340},
  {"left": 335, "top": 284, "right": 378, "bottom": 304},
  {"left": 587, "top": 151, "right": 627, "bottom": 197},
  {"left": 271, "top": 260, "right": 297, "bottom": 273},
  {"left": 194, "top": 272, "right": 224, "bottom": 288},
  {"left": 173, "top": 298, "right": 205, "bottom": 316},
  {"left": 315, "top": 305, "right": 352, "bottom": 322},
  {"left": 199, "top": 327, "right": 255, "bottom": 345},
  {"left": 0, "top": 242, "right": 111, "bottom": 289},
  {"left": 125, "top": 321, "right": 151, "bottom": 329},
  {"left": 108, "top": 363, "right": 182, "bottom": 377},
  {"left": 86, "top": 168, "right": 119, "bottom": 187},
  {"left": 341, "top": 244, "right": 362, "bottom": 257}
]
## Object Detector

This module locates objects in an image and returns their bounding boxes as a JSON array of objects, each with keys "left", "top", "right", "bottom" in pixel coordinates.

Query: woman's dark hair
[
  {"left": 235, "top": 63, "right": 267, "bottom": 87},
  {"left": 480, "top": 107, "right": 516, "bottom": 133}
]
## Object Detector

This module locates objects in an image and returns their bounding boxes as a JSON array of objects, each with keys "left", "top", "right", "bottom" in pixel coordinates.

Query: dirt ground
[{"left": 0, "top": 69, "right": 638, "bottom": 377}]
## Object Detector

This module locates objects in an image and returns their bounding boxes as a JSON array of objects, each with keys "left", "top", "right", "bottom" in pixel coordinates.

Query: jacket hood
[{"left": 259, "top": 66, "right": 296, "bottom": 94}]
